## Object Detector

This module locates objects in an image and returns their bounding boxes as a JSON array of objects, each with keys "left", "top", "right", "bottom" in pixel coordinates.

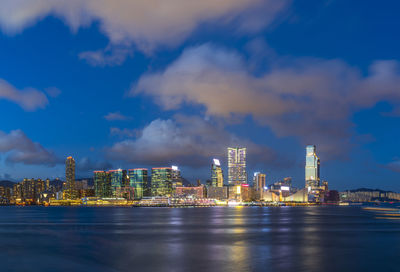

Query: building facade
[
  {"left": 171, "top": 166, "right": 183, "bottom": 189},
  {"left": 211, "top": 159, "right": 224, "bottom": 187},
  {"left": 253, "top": 172, "right": 266, "bottom": 191},
  {"left": 94, "top": 171, "right": 112, "bottom": 198},
  {"left": 128, "top": 168, "right": 148, "bottom": 200},
  {"left": 109, "top": 169, "right": 131, "bottom": 199},
  {"left": 227, "top": 147, "right": 247, "bottom": 184},
  {"left": 65, "top": 156, "right": 77, "bottom": 199},
  {"left": 151, "top": 167, "right": 173, "bottom": 196},
  {"left": 305, "top": 145, "right": 320, "bottom": 189}
]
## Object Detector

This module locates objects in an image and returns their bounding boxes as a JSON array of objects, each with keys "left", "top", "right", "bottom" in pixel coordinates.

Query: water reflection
[{"left": 0, "top": 206, "right": 398, "bottom": 271}]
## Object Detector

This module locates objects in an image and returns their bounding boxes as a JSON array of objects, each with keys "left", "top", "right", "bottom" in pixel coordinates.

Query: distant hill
[
  {"left": 346, "top": 188, "right": 396, "bottom": 193},
  {"left": 0, "top": 180, "right": 15, "bottom": 188},
  {"left": 76, "top": 178, "right": 94, "bottom": 187}
]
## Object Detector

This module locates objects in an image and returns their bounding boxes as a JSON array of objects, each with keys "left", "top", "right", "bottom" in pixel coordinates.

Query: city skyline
[{"left": 1, "top": 1, "right": 400, "bottom": 191}]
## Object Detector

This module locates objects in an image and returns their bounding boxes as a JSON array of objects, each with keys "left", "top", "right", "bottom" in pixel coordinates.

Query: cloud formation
[
  {"left": 0, "top": 79, "right": 48, "bottom": 111},
  {"left": 0, "top": 129, "right": 60, "bottom": 166},
  {"left": 104, "top": 112, "right": 131, "bottom": 121},
  {"left": 110, "top": 127, "right": 137, "bottom": 138},
  {"left": 107, "top": 115, "right": 288, "bottom": 168},
  {"left": 79, "top": 44, "right": 133, "bottom": 67},
  {"left": 132, "top": 44, "right": 400, "bottom": 159},
  {"left": 0, "top": 0, "right": 288, "bottom": 55}
]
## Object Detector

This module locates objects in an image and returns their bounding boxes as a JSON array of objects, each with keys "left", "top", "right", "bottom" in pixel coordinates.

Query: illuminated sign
[
  {"left": 241, "top": 184, "right": 249, "bottom": 187},
  {"left": 281, "top": 186, "right": 290, "bottom": 191},
  {"left": 171, "top": 165, "right": 179, "bottom": 171},
  {"left": 213, "top": 159, "right": 220, "bottom": 166}
]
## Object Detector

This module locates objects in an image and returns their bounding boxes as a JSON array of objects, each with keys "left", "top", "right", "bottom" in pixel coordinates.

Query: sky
[{"left": 0, "top": 0, "right": 400, "bottom": 191}]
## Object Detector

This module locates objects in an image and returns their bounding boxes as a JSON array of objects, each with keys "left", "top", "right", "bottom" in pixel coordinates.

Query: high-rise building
[
  {"left": 211, "top": 159, "right": 224, "bottom": 187},
  {"left": 109, "top": 169, "right": 130, "bottom": 198},
  {"left": 305, "top": 145, "right": 320, "bottom": 189},
  {"left": 151, "top": 167, "right": 173, "bottom": 196},
  {"left": 171, "top": 166, "right": 183, "bottom": 189},
  {"left": 94, "top": 171, "right": 112, "bottom": 198},
  {"left": 128, "top": 168, "right": 148, "bottom": 200},
  {"left": 65, "top": 156, "right": 77, "bottom": 199},
  {"left": 253, "top": 172, "right": 266, "bottom": 191},
  {"left": 228, "top": 147, "right": 247, "bottom": 184}
]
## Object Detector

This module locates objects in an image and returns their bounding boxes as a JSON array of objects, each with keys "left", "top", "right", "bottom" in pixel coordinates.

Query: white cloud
[
  {"left": 131, "top": 44, "right": 400, "bottom": 159},
  {"left": 104, "top": 112, "right": 131, "bottom": 121},
  {"left": 0, "top": 79, "right": 48, "bottom": 111},
  {"left": 110, "top": 127, "right": 137, "bottom": 138},
  {"left": 107, "top": 115, "right": 287, "bottom": 167},
  {"left": 0, "top": 129, "right": 60, "bottom": 166},
  {"left": 0, "top": 0, "right": 289, "bottom": 53},
  {"left": 79, "top": 44, "right": 133, "bottom": 66}
]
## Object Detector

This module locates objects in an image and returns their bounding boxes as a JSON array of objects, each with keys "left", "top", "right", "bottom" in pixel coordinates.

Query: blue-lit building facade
[
  {"left": 305, "top": 145, "right": 320, "bottom": 189},
  {"left": 128, "top": 168, "right": 148, "bottom": 200}
]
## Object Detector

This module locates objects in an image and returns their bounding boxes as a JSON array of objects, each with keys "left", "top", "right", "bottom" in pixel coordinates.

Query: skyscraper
[
  {"left": 228, "top": 147, "right": 247, "bottom": 184},
  {"left": 171, "top": 166, "right": 183, "bottom": 189},
  {"left": 253, "top": 172, "right": 266, "bottom": 191},
  {"left": 65, "top": 156, "right": 76, "bottom": 199},
  {"left": 94, "top": 171, "right": 112, "bottom": 198},
  {"left": 128, "top": 168, "right": 148, "bottom": 200},
  {"left": 151, "top": 167, "right": 173, "bottom": 196},
  {"left": 305, "top": 145, "right": 320, "bottom": 189},
  {"left": 211, "top": 159, "right": 224, "bottom": 187},
  {"left": 109, "top": 169, "right": 129, "bottom": 198}
]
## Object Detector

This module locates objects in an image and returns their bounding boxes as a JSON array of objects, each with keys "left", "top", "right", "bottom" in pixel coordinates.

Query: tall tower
[
  {"left": 128, "top": 168, "right": 148, "bottom": 200},
  {"left": 65, "top": 156, "right": 76, "bottom": 199},
  {"left": 253, "top": 172, "right": 266, "bottom": 191},
  {"left": 211, "top": 159, "right": 224, "bottom": 187},
  {"left": 228, "top": 147, "right": 247, "bottom": 184},
  {"left": 305, "top": 145, "right": 320, "bottom": 189}
]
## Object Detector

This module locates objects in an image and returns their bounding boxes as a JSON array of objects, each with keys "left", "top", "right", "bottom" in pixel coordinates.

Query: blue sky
[{"left": 0, "top": 0, "right": 400, "bottom": 191}]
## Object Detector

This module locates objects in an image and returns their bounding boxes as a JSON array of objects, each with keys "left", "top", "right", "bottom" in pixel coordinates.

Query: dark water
[{"left": 0, "top": 206, "right": 399, "bottom": 272}]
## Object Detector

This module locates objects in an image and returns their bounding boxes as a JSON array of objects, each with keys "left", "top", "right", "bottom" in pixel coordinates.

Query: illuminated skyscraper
[
  {"left": 228, "top": 147, "right": 247, "bottom": 184},
  {"left": 211, "top": 159, "right": 224, "bottom": 187},
  {"left": 65, "top": 156, "right": 77, "bottom": 199},
  {"left": 128, "top": 168, "right": 148, "bottom": 200},
  {"left": 151, "top": 167, "right": 173, "bottom": 196},
  {"left": 253, "top": 172, "right": 266, "bottom": 191},
  {"left": 305, "top": 145, "right": 320, "bottom": 189},
  {"left": 171, "top": 166, "right": 183, "bottom": 189},
  {"left": 94, "top": 171, "right": 111, "bottom": 198},
  {"left": 109, "top": 169, "right": 129, "bottom": 198}
]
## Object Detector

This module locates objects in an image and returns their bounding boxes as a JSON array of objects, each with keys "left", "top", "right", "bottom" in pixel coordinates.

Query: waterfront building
[
  {"left": 109, "top": 169, "right": 131, "bottom": 199},
  {"left": 94, "top": 171, "right": 112, "bottom": 198},
  {"left": 228, "top": 147, "right": 247, "bottom": 184},
  {"left": 211, "top": 159, "right": 224, "bottom": 187},
  {"left": 151, "top": 167, "right": 173, "bottom": 196},
  {"left": 305, "top": 145, "right": 320, "bottom": 190},
  {"left": 175, "top": 186, "right": 205, "bottom": 198},
  {"left": 128, "top": 168, "right": 148, "bottom": 200},
  {"left": 65, "top": 156, "right": 77, "bottom": 199},
  {"left": 207, "top": 186, "right": 228, "bottom": 200},
  {"left": 171, "top": 166, "right": 183, "bottom": 189},
  {"left": 253, "top": 172, "right": 266, "bottom": 191}
]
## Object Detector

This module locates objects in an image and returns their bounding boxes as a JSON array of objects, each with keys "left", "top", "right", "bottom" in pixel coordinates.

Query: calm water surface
[{"left": 0, "top": 206, "right": 399, "bottom": 272}]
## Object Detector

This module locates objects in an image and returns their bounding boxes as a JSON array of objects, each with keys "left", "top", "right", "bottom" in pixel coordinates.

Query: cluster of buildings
[
  {"left": 339, "top": 189, "right": 400, "bottom": 202},
  {"left": 0, "top": 145, "right": 339, "bottom": 206}
]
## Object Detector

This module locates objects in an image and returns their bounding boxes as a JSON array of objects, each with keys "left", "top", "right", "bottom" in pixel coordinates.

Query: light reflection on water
[{"left": 0, "top": 206, "right": 399, "bottom": 271}]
